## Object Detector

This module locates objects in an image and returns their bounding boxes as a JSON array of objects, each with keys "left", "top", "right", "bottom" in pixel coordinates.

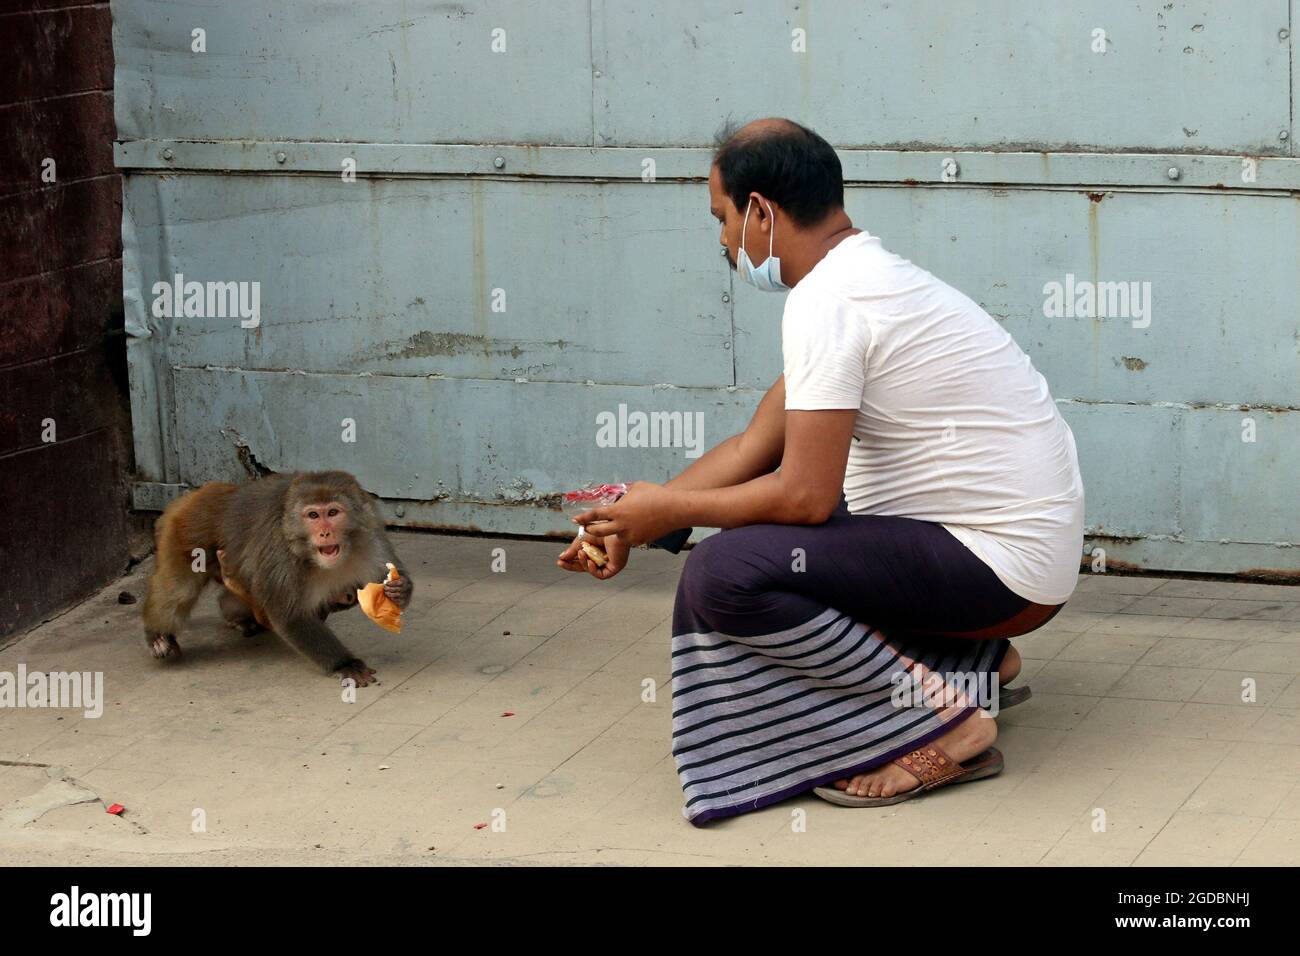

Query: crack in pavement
[{"left": 0, "top": 765, "right": 149, "bottom": 834}]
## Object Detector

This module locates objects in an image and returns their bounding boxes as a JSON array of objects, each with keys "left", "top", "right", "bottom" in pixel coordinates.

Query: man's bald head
[{"left": 712, "top": 118, "right": 844, "bottom": 227}]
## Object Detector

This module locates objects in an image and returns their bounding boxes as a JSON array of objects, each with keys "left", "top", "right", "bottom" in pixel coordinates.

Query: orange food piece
[
  {"left": 580, "top": 541, "right": 609, "bottom": 567},
  {"left": 359, "top": 562, "right": 402, "bottom": 633}
]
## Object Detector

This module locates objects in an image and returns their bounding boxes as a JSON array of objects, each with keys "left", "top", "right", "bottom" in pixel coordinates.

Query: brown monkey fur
[{"left": 141, "top": 471, "right": 412, "bottom": 687}]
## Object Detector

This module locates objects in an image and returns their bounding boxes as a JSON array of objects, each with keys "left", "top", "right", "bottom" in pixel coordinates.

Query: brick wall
[{"left": 0, "top": 1, "right": 139, "bottom": 638}]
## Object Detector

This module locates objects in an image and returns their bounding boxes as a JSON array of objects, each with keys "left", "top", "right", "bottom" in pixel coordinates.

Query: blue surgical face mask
[{"left": 735, "top": 197, "right": 789, "bottom": 292}]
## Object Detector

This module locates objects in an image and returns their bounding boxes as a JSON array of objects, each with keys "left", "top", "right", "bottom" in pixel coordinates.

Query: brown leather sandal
[{"left": 812, "top": 743, "right": 1004, "bottom": 807}]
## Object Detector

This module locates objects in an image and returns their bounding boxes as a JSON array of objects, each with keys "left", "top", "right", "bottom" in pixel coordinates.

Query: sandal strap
[{"left": 893, "top": 742, "right": 964, "bottom": 787}]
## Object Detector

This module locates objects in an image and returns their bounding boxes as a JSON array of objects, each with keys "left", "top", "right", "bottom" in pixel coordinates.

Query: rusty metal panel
[
  {"left": 121, "top": 175, "right": 733, "bottom": 386},
  {"left": 112, "top": 0, "right": 595, "bottom": 144},
  {"left": 1062, "top": 401, "right": 1299, "bottom": 576},
  {"left": 110, "top": 1, "right": 1292, "bottom": 154},
  {"left": 167, "top": 367, "right": 754, "bottom": 536},
  {"left": 595, "top": 0, "right": 1293, "bottom": 153}
]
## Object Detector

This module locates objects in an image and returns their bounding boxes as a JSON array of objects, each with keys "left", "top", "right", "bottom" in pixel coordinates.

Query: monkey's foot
[
  {"left": 150, "top": 634, "right": 182, "bottom": 660},
  {"left": 336, "top": 659, "right": 379, "bottom": 687}
]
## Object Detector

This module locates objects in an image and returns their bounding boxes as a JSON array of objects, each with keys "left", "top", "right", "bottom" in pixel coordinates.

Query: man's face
[{"left": 709, "top": 165, "right": 740, "bottom": 271}]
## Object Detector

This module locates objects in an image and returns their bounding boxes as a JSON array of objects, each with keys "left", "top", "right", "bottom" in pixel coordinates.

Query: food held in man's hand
[
  {"left": 561, "top": 481, "right": 627, "bottom": 569},
  {"left": 580, "top": 541, "right": 609, "bottom": 567}
]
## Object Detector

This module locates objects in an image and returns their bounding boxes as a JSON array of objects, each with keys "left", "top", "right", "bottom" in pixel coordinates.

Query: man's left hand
[{"left": 573, "top": 480, "right": 680, "bottom": 547}]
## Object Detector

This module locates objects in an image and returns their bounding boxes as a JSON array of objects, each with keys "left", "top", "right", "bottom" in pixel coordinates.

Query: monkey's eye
[
  {"left": 308, "top": 511, "right": 319, "bottom": 520},
  {"left": 328, "top": 508, "right": 339, "bottom": 517}
]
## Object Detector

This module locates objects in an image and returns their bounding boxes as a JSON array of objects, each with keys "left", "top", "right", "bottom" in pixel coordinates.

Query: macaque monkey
[{"left": 141, "top": 471, "right": 413, "bottom": 686}]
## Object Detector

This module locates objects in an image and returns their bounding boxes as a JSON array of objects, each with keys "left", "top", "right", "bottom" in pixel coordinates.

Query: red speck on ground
[{"left": 106, "top": 803, "right": 125, "bottom": 815}]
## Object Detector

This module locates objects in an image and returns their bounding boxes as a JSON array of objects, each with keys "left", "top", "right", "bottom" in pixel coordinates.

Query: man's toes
[{"left": 832, "top": 779, "right": 849, "bottom": 791}]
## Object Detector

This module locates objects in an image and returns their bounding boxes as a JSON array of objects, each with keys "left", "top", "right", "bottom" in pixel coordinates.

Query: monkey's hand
[
  {"left": 335, "top": 658, "right": 379, "bottom": 687},
  {"left": 384, "top": 569, "right": 413, "bottom": 609},
  {"left": 149, "top": 634, "right": 181, "bottom": 660}
]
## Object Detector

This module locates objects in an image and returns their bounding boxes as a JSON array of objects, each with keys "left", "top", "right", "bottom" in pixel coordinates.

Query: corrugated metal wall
[{"left": 114, "top": 1, "right": 1300, "bottom": 577}]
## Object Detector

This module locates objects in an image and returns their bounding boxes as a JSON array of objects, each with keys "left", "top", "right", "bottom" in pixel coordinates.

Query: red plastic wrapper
[
  {"left": 106, "top": 803, "right": 125, "bottom": 815},
  {"left": 560, "top": 482, "right": 628, "bottom": 515}
]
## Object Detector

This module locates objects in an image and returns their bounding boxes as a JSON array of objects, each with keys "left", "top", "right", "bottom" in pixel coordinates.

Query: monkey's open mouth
[{"left": 317, "top": 544, "right": 341, "bottom": 558}]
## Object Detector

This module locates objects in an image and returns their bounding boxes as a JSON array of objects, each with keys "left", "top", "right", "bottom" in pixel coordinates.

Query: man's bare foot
[
  {"left": 832, "top": 712, "right": 997, "bottom": 799},
  {"left": 1000, "top": 643, "right": 1021, "bottom": 684}
]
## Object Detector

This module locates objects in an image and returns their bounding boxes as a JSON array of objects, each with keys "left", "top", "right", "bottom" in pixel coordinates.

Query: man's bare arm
[
  {"left": 673, "top": 407, "right": 856, "bottom": 528},
  {"left": 665, "top": 375, "right": 786, "bottom": 492}
]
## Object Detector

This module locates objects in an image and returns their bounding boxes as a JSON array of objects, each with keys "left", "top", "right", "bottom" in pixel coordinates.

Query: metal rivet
[
  {"left": 1166, "top": 166, "right": 1181, "bottom": 180},
  {"left": 1280, "top": 130, "right": 1290, "bottom": 141},
  {"left": 493, "top": 156, "right": 506, "bottom": 169},
  {"left": 394, "top": 504, "right": 405, "bottom": 518},
  {"left": 722, "top": 341, "right": 732, "bottom": 350},
  {"left": 721, "top": 293, "right": 730, "bottom": 303},
  {"left": 162, "top": 148, "right": 174, "bottom": 160},
  {"left": 275, "top": 151, "right": 287, "bottom": 164},
  {"left": 1280, "top": 28, "right": 1290, "bottom": 40}
]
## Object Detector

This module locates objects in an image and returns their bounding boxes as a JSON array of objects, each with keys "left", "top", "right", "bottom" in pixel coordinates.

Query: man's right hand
[{"left": 556, "top": 530, "right": 629, "bottom": 580}]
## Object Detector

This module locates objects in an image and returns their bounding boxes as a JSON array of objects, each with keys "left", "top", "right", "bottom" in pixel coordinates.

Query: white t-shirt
[{"left": 782, "top": 231, "right": 1084, "bottom": 605}]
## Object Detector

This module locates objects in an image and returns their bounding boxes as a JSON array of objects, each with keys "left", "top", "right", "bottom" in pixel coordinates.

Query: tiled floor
[{"left": 1, "top": 531, "right": 1298, "bottom": 866}]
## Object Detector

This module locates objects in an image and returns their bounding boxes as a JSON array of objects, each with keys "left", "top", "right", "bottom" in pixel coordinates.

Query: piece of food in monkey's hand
[
  {"left": 358, "top": 562, "right": 403, "bottom": 633},
  {"left": 579, "top": 540, "right": 609, "bottom": 567}
]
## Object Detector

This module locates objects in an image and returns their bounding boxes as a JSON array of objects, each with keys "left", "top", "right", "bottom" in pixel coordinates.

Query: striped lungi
[{"left": 670, "top": 500, "right": 1016, "bottom": 826}]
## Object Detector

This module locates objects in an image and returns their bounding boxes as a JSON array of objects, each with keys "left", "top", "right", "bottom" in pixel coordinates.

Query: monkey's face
[{"left": 298, "top": 500, "right": 351, "bottom": 569}]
